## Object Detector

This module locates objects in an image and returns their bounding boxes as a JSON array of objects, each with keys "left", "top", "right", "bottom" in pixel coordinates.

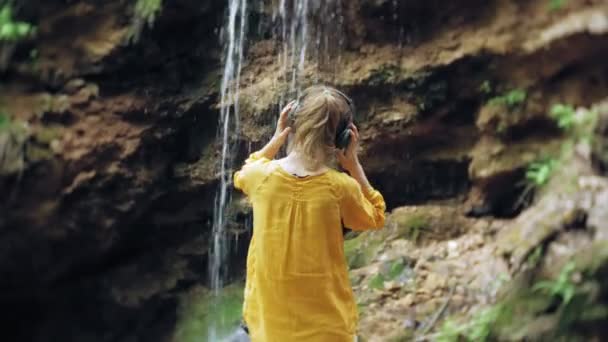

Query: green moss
[
  {"left": 173, "top": 284, "right": 244, "bottom": 342},
  {"left": 394, "top": 214, "right": 429, "bottom": 244},
  {"left": 367, "top": 65, "right": 404, "bottom": 86},
  {"left": 34, "top": 125, "right": 63, "bottom": 144},
  {"left": 0, "top": 111, "right": 9, "bottom": 129},
  {"left": 344, "top": 232, "right": 383, "bottom": 269},
  {"left": 0, "top": 111, "right": 30, "bottom": 175}
]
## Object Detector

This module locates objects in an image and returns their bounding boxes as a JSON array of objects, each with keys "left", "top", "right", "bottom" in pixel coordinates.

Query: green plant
[
  {"left": 387, "top": 259, "right": 405, "bottom": 279},
  {"left": 0, "top": 5, "right": 35, "bottom": 42},
  {"left": 134, "top": 0, "right": 163, "bottom": 26},
  {"left": 436, "top": 304, "right": 506, "bottom": 342},
  {"left": 549, "top": 0, "right": 567, "bottom": 11},
  {"left": 436, "top": 319, "right": 461, "bottom": 342},
  {"left": 489, "top": 89, "right": 527, "bottom": 108},
  {"left": 533, "top": 261, "right": 577, "bottom": 306},
  {"left": 467, "top": 305, "right": 502, "bottom": 341},
  {"left": 368, "top": 273, "right": 385, "bottom": 290},
  {"left": 0, "top": 111, "right": 29, "bottom": 176},
  {"left": 550, "top": 104, "right": 576, "bottom": 130},
  {"left": 479, "top": 80, "right": 492, "bottom": 94},
  {"left": 527, "top": 245, "right": 544, "bottom": 268},
  {"left": 0, "top": 111, "right": 9, "bottom": 129},
  {"left": 398, "top": 214, "right": 428, "bottom": 243},
  {"left": 526, "top": 157, "right": 557, "bottom": 187}
]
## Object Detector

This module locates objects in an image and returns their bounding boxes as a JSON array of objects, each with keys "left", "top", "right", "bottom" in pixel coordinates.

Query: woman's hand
[
  {"left": 257, "top": 101, "right": 294, "bottom": 160},
  {"left": 336, "top": 123, "right": 361, "bottom": 173},
  {"left": 272, "top": 100, "right": 294, "bottom": 143},
  {"left": 337, "top": 123, "right": 373, "bottom": 191}
]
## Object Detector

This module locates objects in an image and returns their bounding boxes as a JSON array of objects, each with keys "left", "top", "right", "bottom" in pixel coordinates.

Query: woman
[{"left": 234, "top": 85, "right": 386, "bottom": 342}]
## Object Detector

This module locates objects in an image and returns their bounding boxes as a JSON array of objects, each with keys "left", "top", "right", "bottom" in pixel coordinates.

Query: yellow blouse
[{"left": 234, "top": 152, "right": 386, "bottom": 342}]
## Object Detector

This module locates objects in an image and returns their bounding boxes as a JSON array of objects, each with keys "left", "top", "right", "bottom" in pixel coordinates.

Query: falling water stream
[{"left": 209, "top": 0, "right": 247, "bottom": 340}]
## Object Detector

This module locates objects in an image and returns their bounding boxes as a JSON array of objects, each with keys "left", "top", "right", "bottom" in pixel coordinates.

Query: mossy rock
[
  {"left": 344, "top": 232, "right": 384, "bottom": 269},
  {"left": 173, "top": 283, "right": 244, "bottom": 342}
]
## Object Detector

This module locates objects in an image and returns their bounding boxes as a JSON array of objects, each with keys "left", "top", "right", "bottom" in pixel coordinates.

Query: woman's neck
[{"left": 280, "top": 151, "right": 328, "bottom": 176}]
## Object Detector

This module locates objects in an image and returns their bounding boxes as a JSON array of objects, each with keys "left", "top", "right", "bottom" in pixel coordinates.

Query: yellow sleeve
[
  {"left": 339, "top": 175, "right": 386, "bottom": 231},
  {"left": 233, "top": 151, "right": 272, "bottom": 196}
]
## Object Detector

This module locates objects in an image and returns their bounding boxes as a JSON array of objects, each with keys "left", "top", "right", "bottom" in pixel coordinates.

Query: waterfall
[
  {"left": 209, "top": 0, "right": 248, "bottom": 340},
  {"left": 273, "top": 0, "right": 312, "bottom": 103}
]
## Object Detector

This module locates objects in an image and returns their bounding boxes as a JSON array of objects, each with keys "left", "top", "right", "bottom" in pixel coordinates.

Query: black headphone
[{"left": 287, "top": 88, "right": 354, "bottom": 150}]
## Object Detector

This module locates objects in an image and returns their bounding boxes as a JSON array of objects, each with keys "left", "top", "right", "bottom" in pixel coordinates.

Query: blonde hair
[{"left": 288, "top": 85, "right": 353, "bottom": 170}]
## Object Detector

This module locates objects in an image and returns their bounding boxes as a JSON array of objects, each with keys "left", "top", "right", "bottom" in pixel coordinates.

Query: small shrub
[
  {"left": 526, "top": 157, "right": 557, "bottom": 187},
  {"left": 129, "top": 0, "right": 163, "bottom": 41},
  {"left": 134, "top": 0, "right": 163, "bottom": 27},
  {"left": 549, "top": 0, "right": 567, "bottom": 11},
  {"left": 533, "top": 261, "right": 577, "bottom": 306},
  {"left": 550, "top": 104, "right": 576, "bottom": 130},
  {"left": 398, "top": 214, "right": 429, "bottom": 244},
  {"left": 436, "top": 304, "right": 506, "bottom": 342},
  {"left": 489, "top": 89, "right": 527, "bottom": 108},
  {"left": 0, "top": 5, "right": 35, "bottom": 42}
]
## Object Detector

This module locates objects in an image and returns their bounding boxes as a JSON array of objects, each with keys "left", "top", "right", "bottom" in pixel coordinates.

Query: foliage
[
  {"left": 134, "top": 0, "right": 163, "bottom": 27},
  {"left": 436, "top": 304, "right": 506, "bottom": 342},
  {"left": 368, "top": 273, "right": 385, "bottom": 290},
  {"left": 548, "top": 0, "right": 567, "bottom": 11},
  {"left": 397, "top": 214, "right": 428, "bottom": 244},
  {"left": 0, "top": 111, "right": 9, "bottom": 129},
  {"left": 489, "top": 89, "right": 527, "bottom": 108},
  {"left": 173, "top": 284, "right": 244, "bottom": 342},
  {"left": 533, "top": 261, "right": 577, "bottom": 307},
  {"left": 0, "top": 5, "right": 35, "bottom": 42},
  {"left": 479, "top": 80, "right": 492, "bottom": 94},
  {"left": 525, "top": 157, "right": 557, "bottom": 187},
  {"left": 527, "top": 245, "right": 544, "bottom": 268},
  {"left": 550, "top": 104, "right": 576, "bottom": 130},
  {"left": 368, "top": 259, "right": 407, "bottom": 290},
  {"left": 0, "top": 111, "right": 29, "bottom": 176}
]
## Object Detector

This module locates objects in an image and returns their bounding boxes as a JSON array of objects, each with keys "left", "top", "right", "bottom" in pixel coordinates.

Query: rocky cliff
[{"left": 0, "top": 0, "right": 607, "bottom": 341}]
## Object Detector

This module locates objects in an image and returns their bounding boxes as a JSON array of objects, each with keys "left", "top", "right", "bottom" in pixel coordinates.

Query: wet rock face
[
  {"left": 1, "top": 0, "right": 608, "bottom": 341},
  {"left": 0, "top": 0, "right": 229, "bottom": 341}
]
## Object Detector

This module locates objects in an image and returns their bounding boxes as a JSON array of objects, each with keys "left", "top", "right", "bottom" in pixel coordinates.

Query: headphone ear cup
[
  {"left": 288, "top": 100, "right": 300, "bottom": 122},
  {"left": 336, "top": 129, "right": 351, "bottom": 149}
]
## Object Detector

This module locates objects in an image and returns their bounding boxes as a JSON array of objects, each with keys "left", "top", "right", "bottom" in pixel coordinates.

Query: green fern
[
  {"left": 135, "top": 0, "right": 163, "bottom": 27},
  {"left": 436, "top": 305, "right": 505, "bottom": 342},
  {"left": 436, "top": 319, "right": 462, "bottom": 342},
  {"left": 550, "top": 104, "right": 576, "bottom": 130},
  {"left": 0, "top": 5, "right": 35, "bottom": 42},
  {"left": 533, "top": 261, "right": 577, "bottom": 306},
  {"left": 489, "top": 89, "right": 527, "bottom": 108},
  {"left": 526, "top": 158, "right": 557, "bottom": 186}
]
